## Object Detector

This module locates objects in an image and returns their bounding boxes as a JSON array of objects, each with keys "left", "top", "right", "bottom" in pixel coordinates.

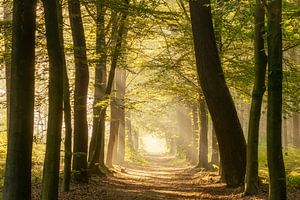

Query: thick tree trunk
[
  {"left": 292, "top": 112, "right": 300, "bottom": 148},
  {"left": 3, "top": 0, "right": 36, "bottom": 198},
  {"left": 244, "top": 0, "right": 267, "bottom": 194},
  {"left": 189, "top": 0, "right": 246, "bottom": 187},
  {"left": 68, "top": 0, "right": 89, "bottom": 182},
  {"left": 198, "top": 100, "right": 208, "bottom": 168},
  {"left": 41, "top": 0, "right": 64, "bottom": 198},
  {"left": 266, "top": 0, "right": 286, "bottom": 198}
]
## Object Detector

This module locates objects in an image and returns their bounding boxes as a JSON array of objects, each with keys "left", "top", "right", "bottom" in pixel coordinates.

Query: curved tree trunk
[
  {"left": 3, "top": 0, "right": 36, "bottom": 198},
  {"left": 189, "top": 0, "right": 246, "bottom": 187}
]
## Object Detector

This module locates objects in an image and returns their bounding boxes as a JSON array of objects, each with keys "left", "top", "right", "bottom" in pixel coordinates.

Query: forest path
[{"left": 56, "top": 154, "right": 268, "bottom": 200}]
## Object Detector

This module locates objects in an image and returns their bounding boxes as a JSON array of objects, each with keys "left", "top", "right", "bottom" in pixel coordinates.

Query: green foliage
[
  {"left": 125, "top": 145, "right": 148, "bottom": 165},
  {"left": 258, "top": 145, "right": 300, "bottom": 187}
]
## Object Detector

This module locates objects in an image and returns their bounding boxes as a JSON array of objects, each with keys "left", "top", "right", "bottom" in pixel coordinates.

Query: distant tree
[
  {"left": 68, "top": 0, "right": 90, "bottom": 182},
  {"left": 189, "top": 0, "right": 246, "bottom": 187},
  {"left": 3, "top": 0, "right": 37, "bottom": 198},
  {"left": 244, "top": 0, "right": 267, "bottom": 194},
  {"left": 117, "top": 68, "right": 126, "bottom": 164},
  {"left": 266, "top": 0, "right": 286, "bottom": 198},
  {"left": 211, "top": 127, "right": 219, "bottom": 165},
  {"left": 292, "top": 112, "right": 300, "bottom": 147},
  {"left": 41, "top": 0, "right": 64, "bottom": 198},
  {"left": 197, "top": 100, "right": 208, "bottom": 169}
]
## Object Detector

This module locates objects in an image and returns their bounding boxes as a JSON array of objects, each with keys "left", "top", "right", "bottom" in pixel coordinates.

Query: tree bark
[
  {"left": 68, "top": 0, "right": 89, "bottom": 182},
  {"left": 292, "top": 112, "right": 300, "bottom": 148},
  {"left": 58, "top": 3, "right": 73, "bottom": 192},
  {"left": 89, "top": 0, "right": 129, "bottom": 171},
  {"left": 3, "top": 0, "right": 12, "bottom": 128},
  {"left": 88, "top": 0, "right": 107, "bottom": 173},
  {"left": 244, "top": 0, "right": 267, "bottom": 194},
  {"left": 3, "top": 0, "right": 36, "bottom": 198},
  {"left": 189, "top": 0, "right": 246, "bottom": 187},
  {"left": 266, "top": 0, "right": 286, "bottom": 198},
  {"left": 198, "top": 100, "right": 208, "bottom": 169},
  {"left": 283, "top": 114, "right": 288, "bottom": 148},
  {"left": 117, "top": 68, "right": 126, "bottom": 164},
  {"left": 41, "top": 0, "right": 64, "bottom": 198},
  {"left": 211, "top": 126, "right": 219, "bottom": 165}
]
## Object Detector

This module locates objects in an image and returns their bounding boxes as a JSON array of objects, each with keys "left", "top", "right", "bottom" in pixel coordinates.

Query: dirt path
[
  {"left": 32, "top": 154, "right": 300, "bottom": 199},
  {"left": 51, "top": 154, "right": 271, "bottom": 200}
]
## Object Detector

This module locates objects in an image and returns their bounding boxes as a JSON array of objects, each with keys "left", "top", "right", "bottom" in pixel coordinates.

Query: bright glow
[{"left": 141, "top": 135, "right": 167, "bottom": 154}]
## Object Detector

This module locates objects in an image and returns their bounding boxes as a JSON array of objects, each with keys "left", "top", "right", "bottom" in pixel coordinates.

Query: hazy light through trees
[{"left": 141, "top": 135, "right": 167, "bottom": 154}]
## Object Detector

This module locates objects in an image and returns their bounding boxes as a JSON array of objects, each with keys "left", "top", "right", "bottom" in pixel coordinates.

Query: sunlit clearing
[{"left": 141, "top": 135, "right": 167, "bottom": 154}]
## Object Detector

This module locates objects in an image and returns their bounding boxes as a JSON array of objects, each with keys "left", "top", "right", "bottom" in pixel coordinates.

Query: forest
[{"left": 0, "top": 0, "right": 299, "bottom": 199}]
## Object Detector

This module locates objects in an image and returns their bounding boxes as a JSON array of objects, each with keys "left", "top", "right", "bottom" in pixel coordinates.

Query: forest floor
[{"left": 32, "top": 154, "right": 300, "bottom": 200}]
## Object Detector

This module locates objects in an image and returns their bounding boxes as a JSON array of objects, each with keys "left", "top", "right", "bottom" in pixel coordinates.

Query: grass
[
  {"left": 0, "top": 133, "right": 45, "bottom": 187},
  {"left": 258, "top": 145, "right": 300, "bottom": 187}
]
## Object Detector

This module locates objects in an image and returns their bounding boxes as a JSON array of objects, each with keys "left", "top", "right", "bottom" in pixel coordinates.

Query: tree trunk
[
  {"left": 192, "top": 105, "right": 199, "bottom": 163},
  {"left": 88, "top": 0, "right": 107, "bottom": 173},
  {"left": 292, "top": 112, "right": 300, "bottom": 148},
  {"left": 106, "top": 92, "right": 120, "bottom": 168},
  {"left": 244, "top": 0, "right": 267, "bottom": 194},
  {"left": 198, "top": 100, "right": 208, "bottom": 169},
  {"left": 283, "top": 114, "right": 288, "bottom": 148},
  {"left": 3, "top": 0, "right": 12, "bottom": 128},
  {"left": 41, "top": 0, "right": 64, "bottom": 198},
  {"left": 211, "top": 126, "right": 219, "bottom": 165},
  {"left": 117, "top": 68, "right": 126, "bottom": 164},
  {"left": 189, "top": 0, "right": 246, "bottom": 187},
  {"left": 89, "top": 0, "right": 129, "bottom": 171},
  {"left": 58, "top": 3, "right": 73, "bottom": 192},
  {"left": 3, "top": 0, "right": 36, "bottom": 198},
  {"left": 266, "top": 0, "right": 286, "bottom": 198},
  {"left": 126, "top": 110, "right": 134, "bottom": 148},
  {"left": 68, "top": 0, "right": 89, "bottom": 182}
]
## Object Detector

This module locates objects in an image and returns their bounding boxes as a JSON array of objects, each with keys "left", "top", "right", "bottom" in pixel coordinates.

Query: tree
[
  {"left": 197, "top": 99, "right": 208, "bottom": 169},
  {"left": 266, "top": 0, "right": 286, "bottom": 198},
  {"left": 106, "top": 86, "right": 120, "bottom": 167},
  {"left": 89, "top": 0, "right": 129, "bottom": 172},
  {"left": 117, "top": 68, "right": 126, "bottom": 164},
  {"left": 58, "top": 1, "right": 73, "bottom": 191},
  {"left": 41, "top": 0, "right": 64, "bottom": 198},
  {"left": 88, "top": 0, "right": 107, "bottom": 173},
  {"left": 189, "top": 0, "right": 246, "bottom": 187},
  {"left": 244, "top": 0, "right": 267, "bottom": 194},
  {"left": 3, "top": 0, "right": 12, "bottom": 127},
  {"left": 292, "top": 112, "right": 300, "bottom": 147},
  {"left": 68, "top": 0, "right": 90, "bottom": 182},
  {"left": 3, "top": 0, "right": 37, "bottom": 198}
]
